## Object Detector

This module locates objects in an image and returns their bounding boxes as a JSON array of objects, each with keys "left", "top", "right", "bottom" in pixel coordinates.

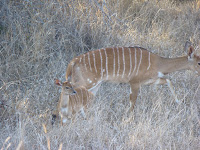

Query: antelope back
[{"left": 66, "top": 47, "right": 158, "bottom": 89}]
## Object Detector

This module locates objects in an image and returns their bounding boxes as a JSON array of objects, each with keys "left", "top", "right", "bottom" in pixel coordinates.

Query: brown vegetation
[{"left": 0, "top": 0, "right": 200, "bottom": 149}]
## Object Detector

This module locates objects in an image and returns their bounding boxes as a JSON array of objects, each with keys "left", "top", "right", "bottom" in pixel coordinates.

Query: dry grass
[{"left": 0, "top": 0, "right": 200, "bottom": 149}]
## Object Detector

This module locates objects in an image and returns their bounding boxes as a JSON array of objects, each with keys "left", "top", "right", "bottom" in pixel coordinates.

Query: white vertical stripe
[
  {"left": 113, "top": 48, "right": 115, "bottom": 77},
  {"left": 88, "top": 52, "right": 92, "bottom": 72},
  {"left": 92, "top": 51, "right": 97, "bottom": 73},
  {"left": 79, "top": 57, "right": 82, "bottom": 63},
  {"left": 147, "top": 51, "right": 151, "bottom": 70},
  {"left": 136, "top": 48, "right": 142, "bottom": 76},
  {"left": 117, "top": 47, "right": 120, "bottom": 77},
  {"left": 128, "top": 48, "right": 132, "bottom": 77},
  {"left": 104, "top": 48, "right": 109, "bottom": 80},
  {"left": 83, "top": 54, "right": 88, "bottom": 71},
  {"left": 122, "top": 47, "right": 125, "bottom": 78},
  {"left": 132, "top": 48, "right": 137, "bottom": 75},
  {"left": 99, "top": 49, "right": 103, "bottom": 80}
]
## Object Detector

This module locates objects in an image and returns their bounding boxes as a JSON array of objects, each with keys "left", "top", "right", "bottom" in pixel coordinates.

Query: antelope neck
[{"left": 158, "top": 56, "right": 190, "bottom": 75}]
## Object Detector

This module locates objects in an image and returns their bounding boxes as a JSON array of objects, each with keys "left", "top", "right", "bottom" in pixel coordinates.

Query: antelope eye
[
  {"left": 198, "top": 62, "right": 200, "bottom": 65},
  {"left": 66, "top": 87, "right": 70, "bottom": 89}
]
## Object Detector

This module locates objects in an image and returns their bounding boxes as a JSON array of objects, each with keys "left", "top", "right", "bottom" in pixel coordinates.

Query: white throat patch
[{"left": 158, "top": 72, "right": 164, "bottom": 78}]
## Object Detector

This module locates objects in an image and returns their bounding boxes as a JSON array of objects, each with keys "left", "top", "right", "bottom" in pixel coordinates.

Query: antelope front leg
[
  {"left": 127, "top": 84, "right": 139, "bottom": 114},
  {"left": 60, "top": 116, "right": 67, "bottom": 126},
  {"left": 80, "top": 107, "right": 86, "bottom": 119},
  {"left": 155, "top": 78, "right": 179, "bottom": 103}
]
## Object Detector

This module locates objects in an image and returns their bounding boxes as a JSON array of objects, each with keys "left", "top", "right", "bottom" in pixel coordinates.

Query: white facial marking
[{"left": 158, "top": 72, "right": 164, "bottom": 78}]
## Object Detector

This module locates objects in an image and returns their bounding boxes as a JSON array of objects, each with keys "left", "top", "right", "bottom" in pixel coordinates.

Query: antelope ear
[
  {"left": 185, "top": 41, "right": 194, "bottom": 60},
  {"left": 55, "top": 79, "right": 62, "bottom": 86},
  {"left": 188, "top": 46, "right": 195, "bottom": 60}
]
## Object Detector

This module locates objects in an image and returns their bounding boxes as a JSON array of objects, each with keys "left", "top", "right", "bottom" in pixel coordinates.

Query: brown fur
[
  {"left": 65, "top": 42, "right": 200, "bottom": 113},
  {"left": 55, "top": 79, "right": 94, "bottom": 125}
]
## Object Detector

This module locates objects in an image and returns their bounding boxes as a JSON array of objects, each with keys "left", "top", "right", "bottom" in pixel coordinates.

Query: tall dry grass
[{"left": 0, "top": 0, "right": 200, "bottom": 149}]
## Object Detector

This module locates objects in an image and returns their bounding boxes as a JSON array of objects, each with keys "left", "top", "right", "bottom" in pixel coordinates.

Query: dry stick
[
  {"left": 42, "top": 124, "right": 50, "bottom": 150},
  {"left": 58, "top": 143, "right": 63, "bottom": 150},
  {"left": 0, "top": 137, "right": 11, "bottom": 150},
  {"left": 16, "top": 141, "right": 23, "bottom": 150},
  {"left": 5, "top": 143, "right": 11, "bottom": 150}
]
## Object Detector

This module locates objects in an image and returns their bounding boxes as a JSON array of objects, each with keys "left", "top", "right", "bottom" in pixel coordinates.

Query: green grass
[{"left": 0, "top": 0, "right": 200, "bottom": 149}]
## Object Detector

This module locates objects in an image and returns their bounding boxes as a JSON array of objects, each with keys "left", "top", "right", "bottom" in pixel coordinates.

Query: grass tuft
[{"left": 0, "top": 0, "right": 200, "bottom": 149}]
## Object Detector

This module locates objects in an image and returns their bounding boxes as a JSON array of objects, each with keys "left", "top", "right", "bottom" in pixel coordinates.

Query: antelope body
[
  {"left": 55, "top": 79, "right": 94, "bottom": 124},
  {"left": 65, "top": 42, "right": 200, "bottom": 113}
]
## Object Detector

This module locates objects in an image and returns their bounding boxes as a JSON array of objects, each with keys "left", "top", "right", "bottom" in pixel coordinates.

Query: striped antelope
[
  {"left": 65, "top": 41, "right": 200, "bottom": 113},
  {"left": 55, "top": 79, "right": 94, "bottom": 124}
]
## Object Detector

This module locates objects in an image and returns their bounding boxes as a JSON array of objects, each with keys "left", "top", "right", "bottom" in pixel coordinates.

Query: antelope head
[
  {"left": 55, "top": 79, "right": 77, "bottom": 95},
  {"left": 185, "top": 41, "right": 200, "bottom": 75}
]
